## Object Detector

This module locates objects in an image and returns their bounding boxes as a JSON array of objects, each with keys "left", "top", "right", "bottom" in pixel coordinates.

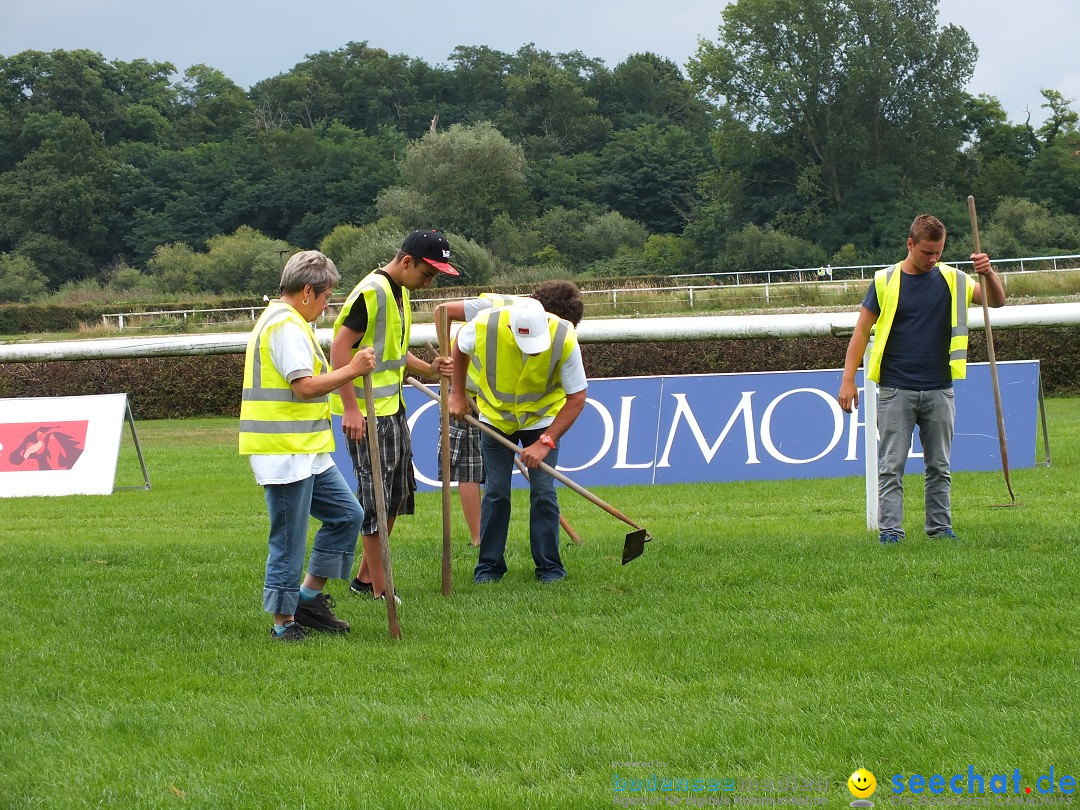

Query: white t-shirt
[
  {"left": 455, "top": 306, "right": 587, "bottom": 430},
  {"left": 248, "top": 318, "right": 336, "bottom": 486}
]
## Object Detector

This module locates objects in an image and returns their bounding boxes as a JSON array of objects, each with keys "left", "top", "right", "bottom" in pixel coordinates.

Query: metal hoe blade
[{"left": 621, "top": 529, "right": 652, "bottom": 565}]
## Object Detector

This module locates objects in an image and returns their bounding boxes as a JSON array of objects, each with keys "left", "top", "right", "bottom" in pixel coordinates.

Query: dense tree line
[{"left": 1, "top": 0, "right": 1078, "bottom": 302}]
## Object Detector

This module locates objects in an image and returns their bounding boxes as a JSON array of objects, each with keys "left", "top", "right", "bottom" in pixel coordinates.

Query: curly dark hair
[{"left": 531, "top": 280, "right": 584, "bottom": 326}]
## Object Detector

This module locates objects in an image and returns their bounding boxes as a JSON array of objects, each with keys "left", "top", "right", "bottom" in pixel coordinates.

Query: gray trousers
[{"left": 877, "top": 386, "right": 956, "bottom": 537}]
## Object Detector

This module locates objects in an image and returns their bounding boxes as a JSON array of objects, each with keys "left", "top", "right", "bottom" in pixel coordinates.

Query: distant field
[{"left": 1, "top": 401, "right": 1077, "bottom": 808}]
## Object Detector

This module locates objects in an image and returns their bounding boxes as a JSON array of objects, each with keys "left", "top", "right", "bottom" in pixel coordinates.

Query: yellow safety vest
[
  {"left": 470, "top": 307, "right": 576, "bottom": 433},
  {"left": 330, "top": 271, "right": 411, "bottom": 417},
  {"left": 239, "top": 302, "right": 334, "bottom": 455},
  {"left": 867, "top": 262, "right": 974, "bottom": 383}
]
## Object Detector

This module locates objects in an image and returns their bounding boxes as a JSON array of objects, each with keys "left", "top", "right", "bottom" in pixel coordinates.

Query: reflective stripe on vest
[
  {"left": 330, "top": 271, "right": 411, "bottom": 417},
  {"left": 867, "top": 262, "right": 973, "bottom": 383},
  {"left": 239, "top": 302, "right": 334, "bottom": 455},
  {"left": 471, "top": 307, "right": 575, "bottom": 433}
]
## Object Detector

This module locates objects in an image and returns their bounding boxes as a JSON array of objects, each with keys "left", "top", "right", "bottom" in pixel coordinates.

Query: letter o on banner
[
  {"left": 760, "top": 387, "right": 845, "bottom": 464},
  {"left": 407, "top": 399, "right": 441, "bottom": 488}
]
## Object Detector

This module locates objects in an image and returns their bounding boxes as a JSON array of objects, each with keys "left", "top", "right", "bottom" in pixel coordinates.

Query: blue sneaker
[
  {"left": 928, "top": 528, "right": 959, "bottom": 541},
  {"left": 879, "top": 532, "right": 901, "bottom": 544}
]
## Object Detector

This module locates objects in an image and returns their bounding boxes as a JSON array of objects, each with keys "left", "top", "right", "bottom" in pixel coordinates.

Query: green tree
[
  {"left": 146, "top": 242, "right": 209, "bottom": 293},
  {"left": 1036, "top": 89, "right": 1079, "bottom": 145},
  {"left": 598, "top": 123, "right": 712, "bottom": 233},
  {"left": 201, "top": 226, "right": 293, "bottom": 295},
  {"left": 598, "top": 52, "right": 713, "bottom": 132},
  {"left": 690, "top": 0, "right": 976, "bottom": 217},
  {"left": 176, "top": 64, "right": 252, "bottom": 143},
  {"left": 0, "top": 115, "right": 124, "bottom": 285},
  {"left": 641, "top": 233, "right": 691, "bottom": 275},
  {"left": 0, "top": 252, "right": 49, "bottom": 302},
  {"left": 1026, "top": 130, "right": 1080, "bottom": 215},
  {"left": 719, "top": 224, "right": 826, "bottom": 273},
  {"left": 979, "top": 197, "right": 1080, "bottom": 256},
  {"left": 377, "top": 122, "right": 530, "bottom": 241},
  {"left": 496, "top": 46, "right": 611, "bottom": 156}
]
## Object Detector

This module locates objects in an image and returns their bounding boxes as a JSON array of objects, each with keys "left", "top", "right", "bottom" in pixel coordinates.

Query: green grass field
[{"left": 2, "top": 402, "right": 1077, "bottom": 808}]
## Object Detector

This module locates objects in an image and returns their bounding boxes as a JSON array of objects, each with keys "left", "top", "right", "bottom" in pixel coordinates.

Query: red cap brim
[{"left": 427, "top": 259, "right": 459, "bottom": 276}]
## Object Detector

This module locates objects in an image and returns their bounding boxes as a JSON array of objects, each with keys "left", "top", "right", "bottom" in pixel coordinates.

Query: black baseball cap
[{"left": 401, "top": 230, "right": 459, "bottom": 276}]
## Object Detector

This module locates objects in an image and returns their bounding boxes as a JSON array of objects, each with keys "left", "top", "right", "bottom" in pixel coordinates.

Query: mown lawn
[{"left": 1, "top": 402, "right": 1076, "bottom": 808}]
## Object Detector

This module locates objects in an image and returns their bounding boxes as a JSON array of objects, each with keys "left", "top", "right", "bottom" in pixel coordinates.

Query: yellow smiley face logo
[{"left": 848, "top": 768, "right": 877, "bottom": 798}]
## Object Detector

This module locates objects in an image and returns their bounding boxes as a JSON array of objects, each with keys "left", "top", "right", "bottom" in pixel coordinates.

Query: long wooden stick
[
  {"left": 437, "top": 310, "right": 452, "bottom": 595},
  {"left": 408, "top": 378, "right": 646, "bottom": 532},
  {"left": 968, "top": 195, "right": 1016, "bottom": 504},
  {"left": 363, "top": 374, "right": 401, "bottom": 639}
]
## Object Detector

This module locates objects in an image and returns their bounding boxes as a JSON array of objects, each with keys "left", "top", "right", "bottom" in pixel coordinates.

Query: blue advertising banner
[{"left": 330, "top": 361, "right": 1039, "bottom": 492}]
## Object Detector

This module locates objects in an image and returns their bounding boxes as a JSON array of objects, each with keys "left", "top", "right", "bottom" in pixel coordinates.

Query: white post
[
  {"left": 862, "top": 338, "right": 878, "bottom": 531},
  {"left": 118, "top": 314, "right": 125, "bottom": 330}
]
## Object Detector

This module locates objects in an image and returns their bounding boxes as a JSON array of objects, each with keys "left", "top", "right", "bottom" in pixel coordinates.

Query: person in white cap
[
  {"left": 433, "top": 281, "right": 584, "bottom": 547},
  {"left": 448, "top": 293, "right": 587, "bottom": 584}
]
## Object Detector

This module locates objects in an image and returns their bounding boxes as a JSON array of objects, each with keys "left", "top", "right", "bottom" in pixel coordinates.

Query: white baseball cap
[{"left": 508, "top": 303, "right": 551, "bottom": 354}]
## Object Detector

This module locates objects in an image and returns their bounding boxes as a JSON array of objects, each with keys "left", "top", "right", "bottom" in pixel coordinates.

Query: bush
[{"left": 0, "top": 253, "right": 50, "bottom": 303}]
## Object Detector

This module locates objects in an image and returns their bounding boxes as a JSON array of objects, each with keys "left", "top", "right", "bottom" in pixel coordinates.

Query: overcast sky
[{"left": 1, "top": 0, "right": 1076, "bottom": 128}]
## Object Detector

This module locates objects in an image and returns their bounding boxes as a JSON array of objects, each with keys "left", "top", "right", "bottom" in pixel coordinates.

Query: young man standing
[
  {"left": 838, "top": 214, "right": 1006, "bottom": 543},
  {"left": 330, "top": 230, "right": 455, "bottom": 601}
]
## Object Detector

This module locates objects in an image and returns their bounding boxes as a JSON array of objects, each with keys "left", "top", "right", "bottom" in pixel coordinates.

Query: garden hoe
[{"left": 408, "top": 378, "right": 650, "bottom": 563}]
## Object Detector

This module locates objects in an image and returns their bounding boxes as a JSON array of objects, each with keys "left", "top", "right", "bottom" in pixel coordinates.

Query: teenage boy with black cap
[{"left": 330, "top": 230, "right": 456, "bottom": 602}]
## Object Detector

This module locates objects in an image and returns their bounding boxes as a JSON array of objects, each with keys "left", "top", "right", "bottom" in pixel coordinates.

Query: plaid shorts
[
  {"left": 437, "top": 419, "right": 485, "bottom": 484},
  {"left": 345, "top": 409, "right": 416, "bottom": 536}
]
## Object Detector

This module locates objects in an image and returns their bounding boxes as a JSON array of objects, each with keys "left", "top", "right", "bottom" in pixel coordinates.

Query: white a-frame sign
[{"left": 0, "top": 393, "right": 150, "bottom": 498}]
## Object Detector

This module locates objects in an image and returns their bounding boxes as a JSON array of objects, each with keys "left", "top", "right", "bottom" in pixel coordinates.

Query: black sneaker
[
  {"left": 271, "top": 621, "right": 306, "bottom": 643},
  {"left": 348, "top": 577, "right": 374, "bottom": 596},
  {"left": 294, "top": 593, "right": 350, "bottom": 634},
  {"left": 373, "top": 591, "right": 402, "bottom": 606}
]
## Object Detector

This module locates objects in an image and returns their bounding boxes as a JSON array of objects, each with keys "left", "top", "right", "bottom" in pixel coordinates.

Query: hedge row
[
  {"left": 1, "top": 328, "right": 1077, "bottom": 419},
  {"left": 0, "top": 298, "right": 264, "bottom": 335}
]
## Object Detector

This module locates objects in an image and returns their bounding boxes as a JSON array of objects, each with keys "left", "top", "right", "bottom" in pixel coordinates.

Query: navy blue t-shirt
[{"left": 863, "top": 267, "right": 952, "bottom": 391}]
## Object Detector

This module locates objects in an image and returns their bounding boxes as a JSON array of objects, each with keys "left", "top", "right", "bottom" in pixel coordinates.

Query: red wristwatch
[{"left": 539, "top": 433, "right": 556, "bottom": 450}]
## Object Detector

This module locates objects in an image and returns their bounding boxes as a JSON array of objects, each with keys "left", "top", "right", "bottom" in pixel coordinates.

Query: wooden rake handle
[{"left": 363, "top": 373, "right": 401, "bottom": 639}]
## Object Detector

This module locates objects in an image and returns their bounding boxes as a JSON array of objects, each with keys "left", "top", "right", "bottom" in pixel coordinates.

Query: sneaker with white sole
[
  {"left": 348, "top": 577, "right": 373, "bottom": 596},
  {"left": 373, "top": 591, "right": 402, "bottom": 606}
]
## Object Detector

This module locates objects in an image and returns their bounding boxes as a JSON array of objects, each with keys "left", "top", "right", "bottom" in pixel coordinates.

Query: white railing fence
[
  {"left": 6, "top": 303, "right": 1080, "bottom": 364},
  {"left": 96, "top": 254, "right": 1080, "bottom": 329}
]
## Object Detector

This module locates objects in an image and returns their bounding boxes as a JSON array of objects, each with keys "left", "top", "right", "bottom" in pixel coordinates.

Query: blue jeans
[
  {"left": 475, "top": 426, "right": 565, "bottom": 583},
  {"left": 262, "top": 465, "right": 364, "bottom": 616},
  {"left": 877, "top": 386, "right": 955, "bottom": 538}
]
